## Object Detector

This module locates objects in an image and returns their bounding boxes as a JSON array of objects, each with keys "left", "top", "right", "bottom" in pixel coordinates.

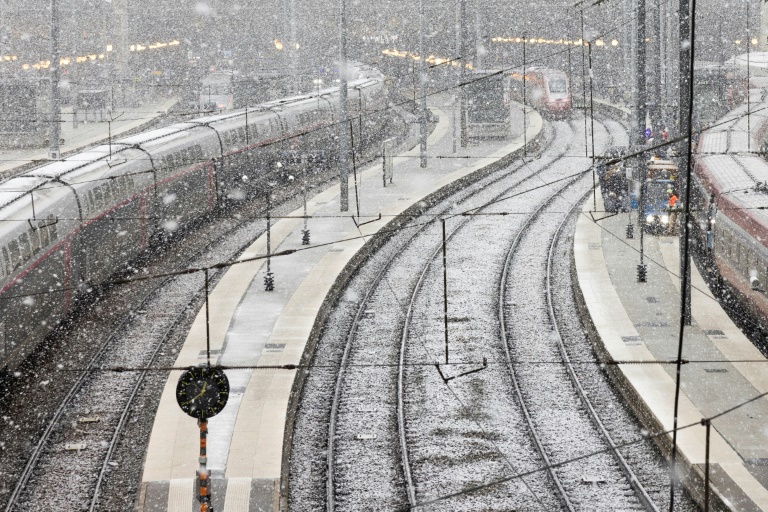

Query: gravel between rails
[{"left": 290, "top": 115, "right": 700, "bottom": 511}]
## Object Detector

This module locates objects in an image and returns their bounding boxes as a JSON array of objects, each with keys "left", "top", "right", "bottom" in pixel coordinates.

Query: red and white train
[
  {"left": 693, "top": 97, "right": 768, "bottom": 330},
  {"left": 509, "top": 67, "right": 572, "bottom": 117},
  {"left": 0, "top": 64, "right": 386, "bottom": 371}
]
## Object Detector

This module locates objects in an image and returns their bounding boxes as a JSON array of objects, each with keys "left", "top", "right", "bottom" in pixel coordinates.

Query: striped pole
[{"left": 197, "top": 418, "right": 212, "bottom": 512}]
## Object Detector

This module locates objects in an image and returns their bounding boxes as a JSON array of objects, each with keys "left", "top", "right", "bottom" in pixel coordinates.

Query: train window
[
  {"left": 48, "top": 215, "right": 57, "bottom": 241},
  {"left": 27, "top": 228, "right": 41, "bottom": 255},
  {"left": 38, "top": 220, "right": 49, "bottom": 247},
  {"left": 18, "top": 233, "right": 31, "bottom": 263},
  {"left": 93, "top": 187, "right": 104, "bottom": 210},
  {"left": 238, "top": 127, "right": 246, "bottom": 143},
  {"left": 193, "top": 145, "right": 203, "bottom": 161},
  {"left": 113, "top": 177, "right": 124, "bottom": 197},
  {"left": 1, "top": 247, "right": 10, "bottom": 276},
  {"left": 8, "top": 240, "right": 20, "bottom": 270},
  {"left": 102, "top": 183, "right": 113, "bottom": 205},
  {"left": 87, "top": 190, "right": 97, "bottom": 215}
]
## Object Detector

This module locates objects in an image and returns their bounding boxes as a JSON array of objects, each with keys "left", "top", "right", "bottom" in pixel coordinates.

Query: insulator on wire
[
  {"left": 264, "top": 272, "right": 275, "bottom": 291},
  {"left": 626, "top": 223, "right": 634, "bottom": 239},
  {"left": 302, "top": 229, "right": 310, "bottom": 245},
  {"left": 637, "top": 264, "right": 647, "bottom": 283}
]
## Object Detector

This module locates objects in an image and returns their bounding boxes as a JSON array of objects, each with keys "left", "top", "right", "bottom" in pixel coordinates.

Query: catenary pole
[
  {"left": 338, "top": 0, "right": 350, "bottom": 211},
  {"left": 670, "top": 0, "right": 697, "bottom": 509},
  {"left": 419, "top": 0, "right": 427, "bottom": 167},
  {"left": 49, "top": 0, "right": 61, "bottom": 160}
]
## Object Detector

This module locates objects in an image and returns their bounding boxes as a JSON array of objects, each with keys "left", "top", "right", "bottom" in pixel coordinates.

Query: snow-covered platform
[
  {"left": 138, "top": 100, "right": 544, "bottom": 511},
  {"left": 574, "top": 194, "right": 768, "bottom": 511}
]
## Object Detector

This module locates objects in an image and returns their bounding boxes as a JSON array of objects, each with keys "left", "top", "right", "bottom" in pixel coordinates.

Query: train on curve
[
  {"left": 509, "top": 67, "right": 572, "bottom": 118},
  {"left": 693, "top": 100, "right": 768, "bottom": 334},
  {"left": 0, "top": 64, "right": 387, "bottom": 371}
]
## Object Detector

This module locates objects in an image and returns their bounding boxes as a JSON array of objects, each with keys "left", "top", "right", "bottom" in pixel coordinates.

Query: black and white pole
[
  {"left": 338, "top": 0, "right": 350, "bottom": 211},
  {"left": 197, "top": 419, "right": 211, "bottom": 512},
  {"left": 418, "top": 0, "right": 428, "bottom": 168}
]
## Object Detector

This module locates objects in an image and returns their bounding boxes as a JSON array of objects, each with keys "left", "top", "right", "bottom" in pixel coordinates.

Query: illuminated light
[
  {"left": 538, "top": 38, "right": 545, "bottom": 43},
  {"left": 752, "top": 38, "right": 759, "bottom": 45},
  {"left": 576, "top": 39, "right": 583, "bottom": 46},
  {"left": 595, "top": 39, "right": 604, "bottom": 46},
  {"left": 98, "top": 54, "right": 105, "bottom": 59},
  {"left": 136, "top": 44, "right": 145, "bottom": 51},
  {"left": 3, "top": 56, "right": 9, "bottom": 62},
  {"left": 274, "top": 39, "right": 284, "bottom": 50},
  {"left": 22, "top": 63, "right": 29, "bottom": 70},
  {"left": 106, "top": 44, "right": 113, "bottom": 52},
  {"left": 515, "top": 37, "right": 521, "bottom": 43},
  {"left": 149, "top": 44, "right": 158, "bottom": 49},
  {"left": 60, "top": 58, "right": 71, "bottom": 65},
  {"left": 11, "top": 55, "right": 16, "bottom": 61},
  {"left": 295, "top": 42, "right": 300, "bottom": 49},
  {"left": 434, "top": 58, "right": 443, "bottom": 65},
  {"left": 645, "top": 37, "right": 650, "bottom": 42},
  {"left": 169, "top": 40, "right": 181, "bottom": 46},
  {"left": 89, "top": 54, "right": 97, "bottom": 61},
  {"left": 130, "top": 45, "right": 136, "bottom": 51},
  {"left": 735, "top": 40, "right": 742, "bottom": 45},
  {"left": 646, "top": 214, "right": 654, "bottom": 223},
  {"left": 611, "top": 39, "right": 619, "bottom": 46}
]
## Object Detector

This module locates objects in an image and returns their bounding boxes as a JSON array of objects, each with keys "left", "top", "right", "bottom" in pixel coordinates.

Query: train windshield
[
  {"left": 548, "top": 78, "right": 567, "bottom": 94},
  {"left": 645, "top": 181, "right": 673, "bottom": 207}
]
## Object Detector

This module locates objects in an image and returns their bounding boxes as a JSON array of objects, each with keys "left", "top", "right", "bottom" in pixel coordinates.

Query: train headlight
[
  {"left": 646, "top": 214, "right": 655, "bottom": 223},
  {"left": 661, "top": 214, "right": 669, "bottom": 224}
]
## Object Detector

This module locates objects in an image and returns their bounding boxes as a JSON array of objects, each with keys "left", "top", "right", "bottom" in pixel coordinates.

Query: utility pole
[
  {"left": 678, "top": 0, "right": 692, "bottom": 327},
  {"left": 648, "top": 0, "right": 662, "bottom": 134},
  {"left": 460, "top": 0, "right": 467, "bottom": 147},
  {"left": 338, "top": 0, "right": 350, "bottom": 211},
  {"left": 49, "top": 0, "right": 61, "bottom": 160},
  {"left": 419, "top": 0, "right": 427, "bottom": 167},
  {"left": 635, "top": 0, "right": 647, "bottom": 147}
]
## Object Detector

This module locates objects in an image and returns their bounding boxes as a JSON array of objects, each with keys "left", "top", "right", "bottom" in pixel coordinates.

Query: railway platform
[
  {"left": 575, "top": 195, "right": 768, "bottom": 511},
  {"left": 138, "top": 98, "right": 543, "bottom": 511}
]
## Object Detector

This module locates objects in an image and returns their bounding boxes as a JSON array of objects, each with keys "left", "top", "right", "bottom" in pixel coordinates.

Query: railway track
[{"left": 290, "top": 115, "right": 699, "bottom": 511}]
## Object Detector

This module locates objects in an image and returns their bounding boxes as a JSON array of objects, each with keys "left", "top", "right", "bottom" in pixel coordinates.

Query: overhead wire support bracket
[
  {"left": 351, "top": 213, "right": 381, "bottom": 228},
  {"left": 435, "top": 358, "right": 488, "bottom": 383},
  {"left": 588, "top": 210, "right": 620, "bottom": 223}
]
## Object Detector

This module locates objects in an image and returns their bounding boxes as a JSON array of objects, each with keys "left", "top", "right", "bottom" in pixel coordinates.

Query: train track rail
[
  {"left": 292, "top": 114, "right": 697, "bottom": 511},
  {"left": 323, "top": 122, "right": 564, "bottom": 511},
  {"left": 306, "top": 119, "right": 634, "bottom": 510}
]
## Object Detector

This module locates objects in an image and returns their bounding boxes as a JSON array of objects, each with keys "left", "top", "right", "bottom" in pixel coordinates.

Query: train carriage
[{"left": 0, "top": 63, "right": 387, "bottom": 371}]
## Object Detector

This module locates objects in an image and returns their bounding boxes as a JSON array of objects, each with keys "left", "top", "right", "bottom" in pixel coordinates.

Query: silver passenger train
[{"left": 0, "top": 64, "right": 387, "bottom": 370}]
